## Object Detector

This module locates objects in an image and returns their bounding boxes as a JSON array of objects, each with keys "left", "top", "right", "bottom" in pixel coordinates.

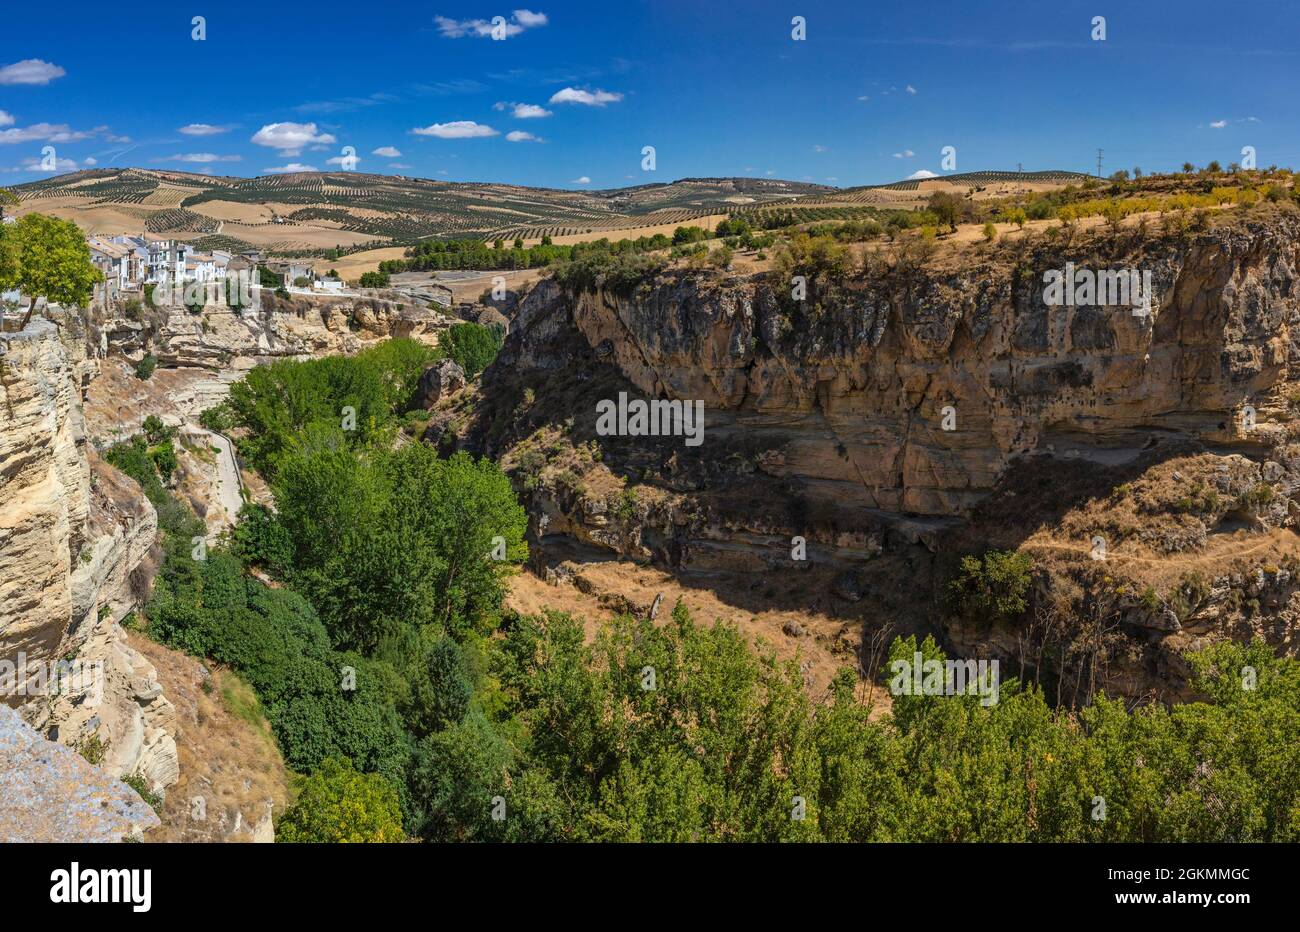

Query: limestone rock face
[
  {"left": 496, "top": 217, "right": 1300, "bottom": 520},
  {"left": 0, "top": 318, "right": 90, "bottom": 673},
  {"left": 0, "top": 704, "right": 159, "bottom": 842},
  {"left": 106, "top": 297, "right": 451, "bottom": 372},
  {"left": 1, "top": 315, "right": 178, "bottom": 807},
  {"left": 467, "top": 216, "right": 1300, "bottom": 701}
]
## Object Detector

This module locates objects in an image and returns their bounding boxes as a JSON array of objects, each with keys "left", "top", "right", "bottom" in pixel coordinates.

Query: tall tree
[{"left": 8, "top": 213, "right": 100, "bottom": 306}]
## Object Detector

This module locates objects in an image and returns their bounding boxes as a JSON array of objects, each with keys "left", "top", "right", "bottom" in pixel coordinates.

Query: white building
[{"left": 87, "top": 239, "right": 132, "bottom": 292}]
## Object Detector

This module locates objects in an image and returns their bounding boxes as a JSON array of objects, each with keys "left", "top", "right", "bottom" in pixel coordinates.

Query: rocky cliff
[
  {"left": 0, "top": 314, "right": 178, "bottom": 792},
  {"left": 465, "top": 208, "right": 1300, "bottom": 701},
  {"left": 0, "top": 317, "right": 91, "bottom": 670}
]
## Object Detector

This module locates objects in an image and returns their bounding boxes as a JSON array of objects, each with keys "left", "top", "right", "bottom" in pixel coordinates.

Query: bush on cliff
[
  {"left": 944, "top": 549, "right": 1034, "bottom": 624},
  {"left": 277, "top": 757, "right": 406, "bottom": 843}
]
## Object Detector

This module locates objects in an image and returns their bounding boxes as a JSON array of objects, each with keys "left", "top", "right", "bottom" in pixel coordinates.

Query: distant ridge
[{"left": 7, "top": 166, "right": 1090, "bottom": 254}]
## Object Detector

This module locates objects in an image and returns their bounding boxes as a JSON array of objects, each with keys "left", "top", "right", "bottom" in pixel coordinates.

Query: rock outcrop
[
  {"left": 466, "top": 210, "right": 1300, "bottom": 700},
  {"left": 417, "top": 358, "right": 466, "bottom": 408},
  {"left": 1, "top": 317, "right": 91, "bottom": 672},
  {"left": 106, "top": 294, "right": 451, "bottom": 374},
  {"left": 0, "top": 702, "right": 159, "bottom": 842},
  {"left": 1, "top": 314, "right": 178, "bottom": 809}
]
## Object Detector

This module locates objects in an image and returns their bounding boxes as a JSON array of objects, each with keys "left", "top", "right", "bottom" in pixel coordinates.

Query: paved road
[{"left": 185, "top": 425, "right": 243, "bottom": 540}]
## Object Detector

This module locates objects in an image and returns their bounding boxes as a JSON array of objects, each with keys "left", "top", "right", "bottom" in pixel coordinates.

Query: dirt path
[
  {"left": 1022, "top": 527, "right": 1300, "bottom": 584},
  {"left": 182, "top": 425, "right": 243, "bottom": 539}
]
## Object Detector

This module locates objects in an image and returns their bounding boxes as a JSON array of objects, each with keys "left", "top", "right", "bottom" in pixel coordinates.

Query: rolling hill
[{"left": 8, "top": 167, "right": 1092, "bottom": 257}]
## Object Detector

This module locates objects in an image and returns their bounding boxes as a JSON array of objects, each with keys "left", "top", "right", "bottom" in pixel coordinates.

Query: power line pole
[{"left": 1096, "top": 148, "right": 1104, "bottom": 178}]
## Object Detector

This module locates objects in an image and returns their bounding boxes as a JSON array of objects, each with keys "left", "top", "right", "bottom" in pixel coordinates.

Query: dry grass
[{"left": 130, "top": 633, "right": 291, "bottom": 842}]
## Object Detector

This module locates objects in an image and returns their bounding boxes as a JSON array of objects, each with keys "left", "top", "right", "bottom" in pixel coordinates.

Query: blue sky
[{"left": 3, "top": 0, "right": 1299, "bottom": 189}]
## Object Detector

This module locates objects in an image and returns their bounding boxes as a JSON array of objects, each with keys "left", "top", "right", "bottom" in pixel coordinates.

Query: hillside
[
  {"left": 8, "top": 167, "right": 1090, "bottom": 257},
  {"left": 9, "top": 168, "right": 832, "bottom": 255},
  {"left": 456, "top": 188, "right": 1300, "bottom": 707}
]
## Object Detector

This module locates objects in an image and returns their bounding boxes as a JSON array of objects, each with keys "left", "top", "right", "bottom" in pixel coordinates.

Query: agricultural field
[{"left": 8, "top": 166, "right": 1090, "bottom": 256}]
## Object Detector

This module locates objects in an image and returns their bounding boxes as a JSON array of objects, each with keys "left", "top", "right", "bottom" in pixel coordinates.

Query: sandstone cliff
[
  {"left": 1, "top": 315, "right": 178, "bottom": 792},
  {"left": 465, "top": 209, "right": 1300, "bottom": 701}
]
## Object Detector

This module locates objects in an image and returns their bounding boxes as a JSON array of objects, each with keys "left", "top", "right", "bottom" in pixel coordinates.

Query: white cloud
[
  {"left": 264, "top": 163, "right": 318, "bottom": 174},
  {"left": 495, "top": 101, "right": 552, "bottom": 119},
  {"left": 549, "top": 87, "right": 623, "bottom": 107},
  {"left": 179, "top": 123, "right": 230, "bottom": 136},
  {"left": 251, "top": 121, "right": 336, "bottom": 154},
  {"left": 0, "top": 59, "right": 66, "bottom": 86},
  {"left": 83, "top": 157, "right": 97, "bottom": 166},
  {"left": 907, "top": 169, "right": 938, "bottom": 179},
  {"left": 435, "top": 9, "right": 547, "bottom": 38},
  {"left": 389, "top": 162, "right": 412, "bottom": 169},
  {"left": 9, "top": 155, "right": 77, "bottom": 173},
  {"left": 892, "top": 149, "right": 915, "bottom": 158},
  {"left": 1210, "top": 119, "right": 1227, "bottom": 129},
  {"left": 325, "top": 154, "right": 360, "bottom": 166},
  {"left": 506, "top": 130, "right": 542, "bottom": 142},
  {"left": 411, "top": 121, "right": 498, "bottom": 138},
  {"left": 857, "top": 95, "right": 870, "bottom": 102},
  {"left": 905, "top": 84, "right": 917, "bottom": 95},
  {"left": 0, "top": 111, "right": 13, "bottom": 128},
  {"left": 812, "top": 144, "right": 826, "bottom": 153},
  {"left": 162, "top": 152, "right": 242, "bottom": 163},
  {"left": 571, "top": 175, "right": 591, "bottom": 184},
  {"left": 513, "top": 9, "right": 547, "bottom": 26},
  {"left": 372, "top": 146, "right": 402, "bottom": 157},
  {"left": 0, "top": 122, "right": 95, "bottom": 144}
]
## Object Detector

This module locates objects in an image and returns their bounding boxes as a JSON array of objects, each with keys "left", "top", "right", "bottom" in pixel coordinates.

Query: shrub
[
  {"left": 199, "top": 401, "right": 236, "bottom": 433},
  {"left": 945, "top": 550, "right": 1034, "bottom": 623},
  {"left": 440, "top": 322, "right": 503, "bottom": 381},
  {"left": 135, "top": 355, "right": 157, "bottom": 380},
  {"left": 276, "top": 757, "right": 406, "bottom": 843}
]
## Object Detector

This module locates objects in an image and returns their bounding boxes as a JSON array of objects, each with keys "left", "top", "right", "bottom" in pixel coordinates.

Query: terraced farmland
[
  {"left": 145, "top": 208, "right": 222, "bottom": 234},
  {"left": 9, "top": 166, "right": 1087, "bottom": 256}
]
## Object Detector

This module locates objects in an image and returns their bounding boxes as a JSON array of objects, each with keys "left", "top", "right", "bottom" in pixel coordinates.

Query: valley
[{"left": 4, "top": 161, "right": 1300, "bottom": 847}]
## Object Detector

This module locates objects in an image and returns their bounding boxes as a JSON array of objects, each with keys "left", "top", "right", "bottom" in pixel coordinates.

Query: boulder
[{"left": 417, "top": 358, "right": 467, "bottom": 408}]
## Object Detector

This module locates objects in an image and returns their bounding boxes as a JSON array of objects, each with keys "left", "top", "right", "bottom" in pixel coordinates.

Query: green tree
[
  {"left": 927, "top": 191, "right": 961, "bottom": 233},
  {"left": 945, "top": 550, "right": 1034, "bottom": 623},
  {"left": 0, "top": 186, "right": 17, "bottom": 221},
  {"left": 404, "top": 637, "right": 473, "bottom": 737},
  {"left": 441, "top": 322, "right": 503, "bottom": 380},
  {"left": 271, "top": 443, "right": 527, "bottom": 649},
  {"left": 277, "top": 757, "right": 406, "bottom": 843},
  {"left": 7, "top": 213, "right": 100, "bottom": 306},
  {"left": 0, "top": 196, "right": 20, "bottom": 290},
  {"left": 142, "top": 414, "right": 171, "bottom": 444},
  {"left": 149, "top": 441, "right": 178, "bottom": 482}
]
